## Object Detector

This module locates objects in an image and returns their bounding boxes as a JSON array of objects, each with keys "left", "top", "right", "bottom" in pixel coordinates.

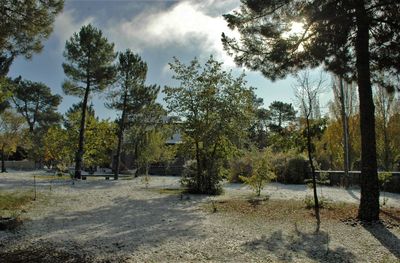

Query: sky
[{"left": 9, "top": 0, "right": 333, "bottom": 120}]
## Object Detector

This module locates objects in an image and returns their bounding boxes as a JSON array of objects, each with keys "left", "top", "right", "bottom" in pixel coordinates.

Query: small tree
[
  {"left": 294, "top": 70, "right": 327, "bottom": 230},
  {"left": 240, "top": 149, "right": 276, "bottom": 197},
  {"left": 62, "top": 24, "right": 116, "bottom": 179},
  {"left": 164, "top": 56, "right": 256, "bottom": 194},
  {"left": 64, "top": 104, "right": 117, "bottom": 171},
  {"left": 43, "top": 125, "right": 73, "bottom": 171},
  {"left": 11, "top": 79, "right": 62, "bottom": 167}
]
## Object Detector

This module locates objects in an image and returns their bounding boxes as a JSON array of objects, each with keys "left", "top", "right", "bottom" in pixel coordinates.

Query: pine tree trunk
[
  {"left": 74, "top": 83, "right": 90, "bottom": 179},
  {"left": 355, "top": 0, "right": 380, "bottom": 221},
  {"left": 1, "top": 146, "right": 6, "bottom": 173},
  {"left": 114, "top": 90, "right": 128, "bottom": 180}
]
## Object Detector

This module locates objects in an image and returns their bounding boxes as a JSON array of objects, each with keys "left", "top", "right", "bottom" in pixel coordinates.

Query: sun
[{"left": 289, "top": 22, "right": 305, "bottom": 35}]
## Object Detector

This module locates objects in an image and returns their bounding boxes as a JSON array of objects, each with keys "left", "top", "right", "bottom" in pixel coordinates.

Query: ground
[{"left": 0, "top": 171, "right": 399, "bottom": 262}]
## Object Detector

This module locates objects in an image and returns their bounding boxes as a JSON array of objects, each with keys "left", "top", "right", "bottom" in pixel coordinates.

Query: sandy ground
[{"left": 0, "top": 171, "right": 399, "bottom": 262}]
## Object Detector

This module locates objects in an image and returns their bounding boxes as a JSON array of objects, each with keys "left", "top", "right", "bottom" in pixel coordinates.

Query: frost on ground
[{"left": 0, "top": 171, "right": 399, "bottom": 262}]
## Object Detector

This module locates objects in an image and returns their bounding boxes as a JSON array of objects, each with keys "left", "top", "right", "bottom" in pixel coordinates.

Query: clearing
[{"left": 0, "top": 171, "right": 399, "bottom": 262}]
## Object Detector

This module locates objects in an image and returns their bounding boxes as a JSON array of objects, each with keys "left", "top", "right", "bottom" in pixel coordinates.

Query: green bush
[
  {"left": 270, "top": 152, "right": 309, "bottom": 184},
  {"left": 304, "top": 195, "right": 328, "bottom": 209},
  {"left": 180, "top": 160, "right": 222, "bottom": 195},
  {"left": 239, "top": 150, "right": 276, "bottom": 196}
]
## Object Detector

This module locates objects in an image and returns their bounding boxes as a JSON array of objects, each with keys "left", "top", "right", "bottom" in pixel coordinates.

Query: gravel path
[{"left": 0, "top": 171, "right": 399, "bottom": 262}]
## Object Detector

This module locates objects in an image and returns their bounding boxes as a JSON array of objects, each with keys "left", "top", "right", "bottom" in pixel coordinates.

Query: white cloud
[
  {"left": 53, "top": 9, "right": 95, "bottom": 51},
  {"left": 107, "top": 0, "right": 240, "bottom": 67}
]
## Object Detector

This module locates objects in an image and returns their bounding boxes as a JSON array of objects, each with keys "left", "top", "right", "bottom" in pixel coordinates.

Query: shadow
[
  {"left": 345, "top": 188, "right": 360, "bottom": 201},
  {"left": 381, "top": 209, "right": 400, "bottom": 222},
  {"left": 0, "top": 192, "right": 208, "bottom": 261},
  {"left": 242, "top": 223, "right": 356, "bottom": 263},
  {"left": 363, "top": 223, "right": 400, "bottom": 259}
]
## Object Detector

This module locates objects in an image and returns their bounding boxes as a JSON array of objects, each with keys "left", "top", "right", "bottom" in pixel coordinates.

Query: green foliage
[
  {"left": 222, "top": 0, "right": 400, "bottom": 221},
  {"left": 62, "top": 24, "right": 116, "bottom": 95},
  {"left": 11, "top": 79, "right": 62, "bottom": 132},
  {"left": 43, "top": 125, "right": 72, "bottom": 171},
  {"left": 0, "top": 77, "right": 12, "bottom": 110},
  {"left": 0, "top": 0, "right": 64, "bottom": 75},
  {"left": 164, "top": 56, "right": 256, "bottom": 194},
  {"left": 0, "top": 110, "right": 26, "bottom": 171},
  {"left": 125, "top": 101, "right": 170, "bottom": 176},
  {"left": 229, "top": 153, "right": 253, "bottom": 183},
  {"left": 64, "top": 105, "right": 117, "bottom": 168},
  {"left": 268, "top": 101, "right": 296, "bottom": 133},
  {"left": 239, "top": 149, "right": 276, "bottom": 196},
  {"left": 180, "top": 160, "right": 223, "bottom": 195},
  {"left": 304, "top": 195, "right": 327, "bottom": 209},
  {"left": 8, "top": 79, "right": 62, "bottom": 164},
  {"left": 107, "top": 49, "right": 159, "bottom": 178},
  {"left": 0, "top": 191, "right": 33, "bottom": 217},
  {"left": 270, "top": 151, "right": 309, "bottom": 184},
  {"left": 378, "top": 172, "right": 392, "bottom": 188},
  {"left": 222, "top": 1, "right": 400, "bottom": 83},
  {"left": 136, "top": 130, "right": 168, "bottom": 175}
]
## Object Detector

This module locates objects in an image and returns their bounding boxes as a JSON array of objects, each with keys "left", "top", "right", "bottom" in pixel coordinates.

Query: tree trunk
[
  {"left": 355, "top": 0, "right": 380, "bottom": 221},
  {"left": 1, "top": 146, "right": 6, "bottom": 173},
  {"left": 195, "top": 140, "right": 202, "bottom": 192},
  {"left": 306, "top": 116, "right": 320, "bottom": 230},
  {"left": 339, "top": 77, "right": 350, "bottom": 187},
  {"left": 74, "top": 84, "right": 90, "bottom": 179},
  {"left": 114, "top": 89, "right": 128, "bottom": 180}
]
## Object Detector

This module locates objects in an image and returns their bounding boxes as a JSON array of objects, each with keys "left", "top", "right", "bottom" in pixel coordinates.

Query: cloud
[
  {"left": 52, "top": 9, "right": 95, "bottom": 51},
  {"left": 107, "top": 0, "right": 240, "bottom": 67}
]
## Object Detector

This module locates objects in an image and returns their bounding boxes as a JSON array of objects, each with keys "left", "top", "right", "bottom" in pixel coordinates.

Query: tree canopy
[
  {"left": 11, "top": 79, "right": 62, "bottom": 132},
  {"left": 0, "top": 0, "right": 64, "bottom": 75}
]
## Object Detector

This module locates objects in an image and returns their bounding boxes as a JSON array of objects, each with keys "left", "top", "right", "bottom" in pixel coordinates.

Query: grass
[
  {"left": 0, "top": 190, "right": 34, "bottom": 218},
  {"left": 203, "top": 198, "right": 400, "bottom": 224},
  {"left": 36, "top": 174, "right": 72, "bottom": 180},
  {"left": 151, "top": 188, "right": 185, "bottom": 195}
]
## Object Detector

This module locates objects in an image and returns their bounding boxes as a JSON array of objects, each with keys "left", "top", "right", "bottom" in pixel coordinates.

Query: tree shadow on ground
[
  {"left": 345, "top": 188, "right": 360, "bottom": 201},
  {"left": 363, "top": 223, "right": 400, "bottom": 259},
  {"left": 242, "top": 223, "right": 356, "bottom": 263},
  {"left": 0, "top": 193, "right": 207, "bottom": 262}
]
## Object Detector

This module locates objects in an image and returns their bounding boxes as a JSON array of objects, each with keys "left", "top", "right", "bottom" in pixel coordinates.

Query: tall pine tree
[
  {"left": 62, "top": 24, "right": 116, "bottom": 179},
  {"left": 222, "top": 0, "right": 400, "bottom": 221},
  {"left": 106, "top": 49, "right": 159, "bottom": 180}
]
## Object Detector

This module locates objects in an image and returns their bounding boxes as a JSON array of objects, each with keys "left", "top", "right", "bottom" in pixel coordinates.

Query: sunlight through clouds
[{"left": 107, "top": 0, "right": 240, "bottom": 67}]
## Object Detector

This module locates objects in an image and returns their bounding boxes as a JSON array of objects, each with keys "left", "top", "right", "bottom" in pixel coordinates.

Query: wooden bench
[{"left": 81, "top": 173, "right": 131, "bottom": 180}]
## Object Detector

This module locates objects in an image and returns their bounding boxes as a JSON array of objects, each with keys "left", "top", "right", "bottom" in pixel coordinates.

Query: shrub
[
  {"left": 180, "top": 160, "right": 222, "bottom": 195},
  {"left": 270, "top": 152, "right": 309, "bottom": 184},
  {"left": 304, "top": 195, "right": 328, "bottom": 209},
  {"left": 240, "top": 150, "right": 276, "bottom": 196}
]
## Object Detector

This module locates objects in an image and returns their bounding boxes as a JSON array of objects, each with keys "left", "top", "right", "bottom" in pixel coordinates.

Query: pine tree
[
  {"left": 0, "top": 0, "right": 64, "bottom": 75},
  {"left": 222, "top": 0, "right": 400, "bottom": 221},
  {"left": 106, "top": 49, "right": 159, "bottom": 179},
  {"left": 62, "top": 24, "right": 116, "bottom": 179}
]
